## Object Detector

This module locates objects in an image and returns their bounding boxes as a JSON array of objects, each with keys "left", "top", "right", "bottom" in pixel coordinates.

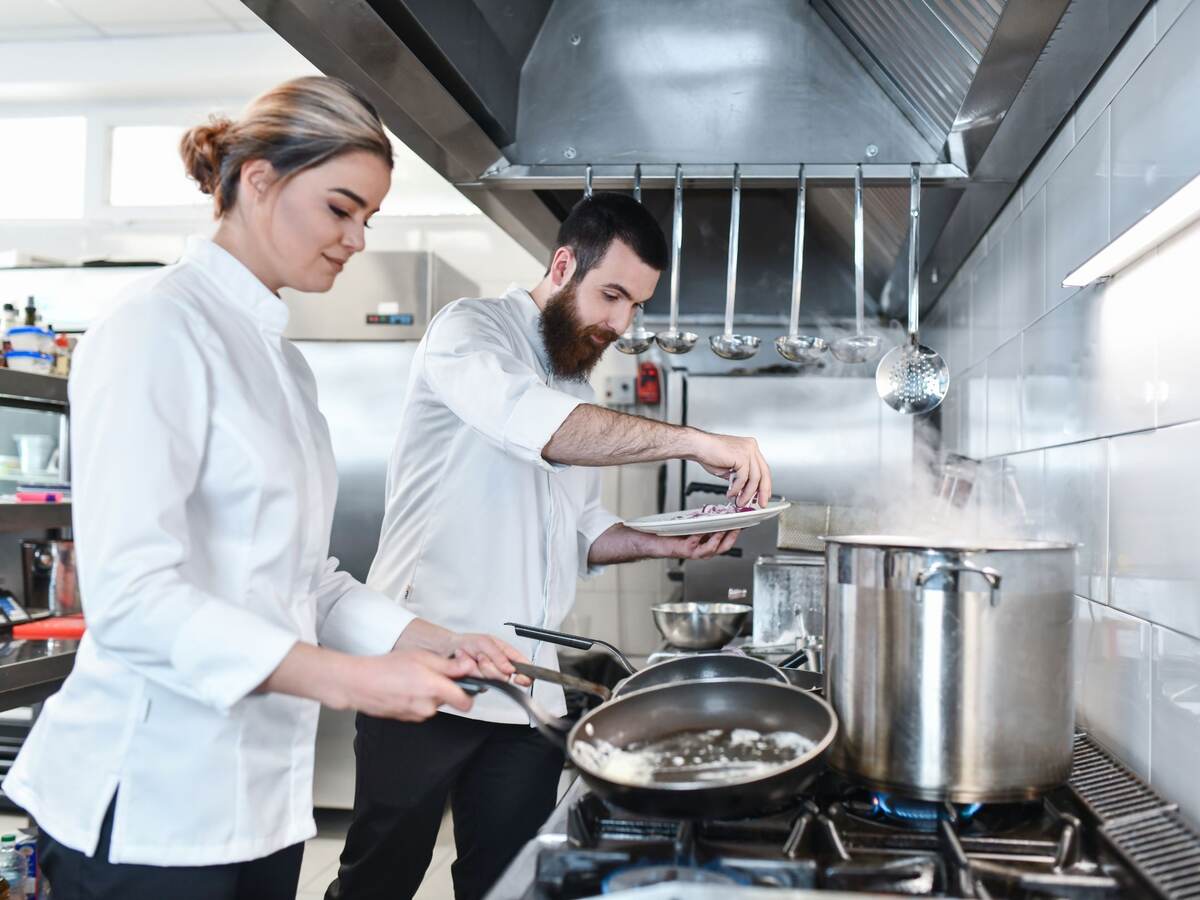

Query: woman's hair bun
[{"left": 179, "top": 116, "right": 234, "bottom": 196}]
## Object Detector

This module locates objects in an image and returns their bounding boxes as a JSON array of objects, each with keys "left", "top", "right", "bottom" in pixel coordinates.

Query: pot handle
[{"left": 915, "top": 561, "right": 1003, "bottom": 606}]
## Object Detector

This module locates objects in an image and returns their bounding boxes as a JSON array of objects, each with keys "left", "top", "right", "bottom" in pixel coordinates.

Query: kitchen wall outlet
[{"left": 603, "top": 375, "right": 635, "bottom": 406}]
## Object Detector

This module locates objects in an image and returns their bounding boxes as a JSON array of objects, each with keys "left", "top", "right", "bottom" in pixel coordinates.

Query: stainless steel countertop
[
  {"left": 0, "top": 638, "right": 78, "bottom": 711},
  {"left": 484, "top": 774, "right": 894, "bottom": 900}
]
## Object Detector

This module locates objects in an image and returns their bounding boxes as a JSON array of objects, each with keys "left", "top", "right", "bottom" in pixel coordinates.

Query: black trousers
[
  {"left": 326, "top": 712, "right": 564, "bottom": 900},
  {"left": 37, "top": 799, "right": 304, "bottom": 900}
]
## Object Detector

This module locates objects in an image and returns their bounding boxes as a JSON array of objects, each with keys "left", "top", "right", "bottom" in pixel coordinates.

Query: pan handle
[
  {"left": 456, "top": 676, "right": 570, "bottom": 748},
  {"left": 505, "top": 622, "right": 637, "bottom": 675},
  {"left": 915, "top": 561, "right": 1003, "bottom": 606},
  {"left": 778, "top": 649, "right": 809, "bottom": 670},
  {"left": 512, "top": 661, "right": 612, "bottom": 702}
]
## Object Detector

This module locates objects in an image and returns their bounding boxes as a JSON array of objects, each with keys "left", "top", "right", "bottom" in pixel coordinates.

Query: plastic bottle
[
  {"left": 52, "top": 332, "right": 72, "bottom": 377},
  {"left": 0, "top": 835, "right": 21, "bottom": 897},
  {"left": 22, "top": 297, "right": 36, "bottom": 328}
]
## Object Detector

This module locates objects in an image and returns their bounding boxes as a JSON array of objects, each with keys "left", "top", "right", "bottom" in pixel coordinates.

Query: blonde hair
[{"left": 180, "top": 76, "right": 393, "bottom": 216}]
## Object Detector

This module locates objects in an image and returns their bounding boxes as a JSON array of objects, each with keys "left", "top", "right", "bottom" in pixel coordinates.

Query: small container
[
  {"left": 5, "top": 327, "right": 53, "bottom": 355},
  {"left": 4, "top": 351, "right": 53, "bottom": 374}
]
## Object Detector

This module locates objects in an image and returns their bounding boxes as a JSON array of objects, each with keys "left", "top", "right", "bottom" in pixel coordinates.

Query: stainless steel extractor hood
[{"left": 244, "top": 0, "right": 1149, "bottom": 323}]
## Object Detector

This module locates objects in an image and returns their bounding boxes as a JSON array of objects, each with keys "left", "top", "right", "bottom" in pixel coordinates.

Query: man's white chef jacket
[
  {"left": 3, "top": 238, "right": 416, "bottom": 865},
  {"left": 369, "top": 286, "right": 621, "bottom": 725}
]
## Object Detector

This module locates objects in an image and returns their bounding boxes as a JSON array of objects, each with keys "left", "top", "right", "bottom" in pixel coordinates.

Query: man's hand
[
  {"left": 653, "top": 530, "right": 740, "bottom": 560},
  {"left": 444, "top": 632, "right": 532, "bottom": 685},
  {"left": 588, "top": 523, "right": 742, "bottom": 565},
  {"left": 688, "top": 432, "right": 772, "bottom": 508}
]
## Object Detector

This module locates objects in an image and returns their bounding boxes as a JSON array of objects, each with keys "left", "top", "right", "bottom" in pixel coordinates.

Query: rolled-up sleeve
[
  {"left": 314, "top": 558, "right": 416, "bottom": 655},
  {"left": 422, "top": 304, "right": 582, "bottom": 470},
  {"left": 71, "top": 298, "right": 299, "bottom": 713},
  {"left": 576, "top": 468, "right": 621, "bottom": 579}
]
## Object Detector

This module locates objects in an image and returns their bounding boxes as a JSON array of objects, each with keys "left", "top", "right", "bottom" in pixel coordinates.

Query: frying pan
[
  {"left": 507, "top": 622, "right": 818, "bottom": 696},
  {"left": 462, "top": 676, "right": 837, "bottom": 819}
]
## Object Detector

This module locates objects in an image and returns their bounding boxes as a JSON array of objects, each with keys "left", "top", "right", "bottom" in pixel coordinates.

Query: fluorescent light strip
[{"left": 1062, "top": 170, "right": 1200, "bottom": 288}]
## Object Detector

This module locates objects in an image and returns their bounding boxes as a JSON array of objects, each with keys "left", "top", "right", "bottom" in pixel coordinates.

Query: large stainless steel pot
[{"left": 823, "top": 535, "right": 1076, "bottom": 803}]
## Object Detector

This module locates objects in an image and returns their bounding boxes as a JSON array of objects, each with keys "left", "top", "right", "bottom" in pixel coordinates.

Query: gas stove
[{"left": 486, "top": 733, "right": 1200, "bottom": 900}]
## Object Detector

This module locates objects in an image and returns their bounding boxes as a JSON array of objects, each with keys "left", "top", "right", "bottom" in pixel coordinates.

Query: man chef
[{"left": 327, "top": 192, "right": 774, "bottom": 900}]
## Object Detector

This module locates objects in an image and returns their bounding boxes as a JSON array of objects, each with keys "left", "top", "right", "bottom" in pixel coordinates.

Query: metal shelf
[
  {"left": 0, "top": 503, "right": 71, "bottom": 534},
  {"left": 0, "top": 640, "right": 77, "bottom": 713},
  {"left": 0, "top": 369, "right": 68, "bottom": 410}
]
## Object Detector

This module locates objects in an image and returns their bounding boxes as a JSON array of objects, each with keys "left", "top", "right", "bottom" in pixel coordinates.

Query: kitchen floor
[{"left": 297, "top": 807, "right": 456, "bottom": 900}]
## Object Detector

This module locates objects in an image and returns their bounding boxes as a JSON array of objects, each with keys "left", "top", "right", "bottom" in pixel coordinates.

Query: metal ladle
[
  {"left": 655, "top": 164, "right": 698, "bottom": 354},
  {"left": 616, "top": 164, "right": 656, "bottom": 354},
  {"left": 875, "top": 164, "right": 949, "bottom": 414},
  {"left": 775, "top": 164, "right": 828, "bottom": 362},
  {"left": 709, "top": 164, "right": 761, "bottom": 360},
  {"left": 830, "top": 165, "right": 883, "bottom": 364}
]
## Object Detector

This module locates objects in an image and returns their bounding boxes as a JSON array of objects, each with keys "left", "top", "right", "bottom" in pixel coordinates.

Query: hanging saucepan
[
  {"left": 507, "top": 622, "right": 820, "bottom": 694},
  {"left": 461, "top": 675, "right": 837, "bottom": 819}
]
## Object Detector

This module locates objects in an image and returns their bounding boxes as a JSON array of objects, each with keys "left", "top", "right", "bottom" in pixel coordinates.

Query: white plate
[{"left": 625, "top": 500, "right": 791, "bottom": 536}]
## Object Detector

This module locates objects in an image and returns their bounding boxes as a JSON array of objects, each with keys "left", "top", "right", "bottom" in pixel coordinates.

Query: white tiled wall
[{"left": 929, "top": 0, "right": 1200, "bottom": 827}]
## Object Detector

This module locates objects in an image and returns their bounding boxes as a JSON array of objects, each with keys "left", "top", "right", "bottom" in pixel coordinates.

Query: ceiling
[{"left": 0, "top": 0, "right": 265, "bottom": 41}]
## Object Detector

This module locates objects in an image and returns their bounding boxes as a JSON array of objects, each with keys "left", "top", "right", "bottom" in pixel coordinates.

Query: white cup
[{"left": 13, "top": 434, "right": 55, "bottom": 474}]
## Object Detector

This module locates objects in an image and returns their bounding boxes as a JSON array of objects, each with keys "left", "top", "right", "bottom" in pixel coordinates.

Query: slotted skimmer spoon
[
  {"left": 656, "top": 164, "right": 699, "bottom": 354},
  {"left": 710, "top": 164, "right": 761, "bottom": 360},
  {"left": 875, "top": 164, "right": 949, "bottom": 414},
  {"left": 776, "top": 164, "right": 828, "bottom": 362},
  {"left": 616, "top": 163, "right": 656, "bottom": 354},
  {"left": 830, "top": 165, "right": 883, "bottom": 364}
]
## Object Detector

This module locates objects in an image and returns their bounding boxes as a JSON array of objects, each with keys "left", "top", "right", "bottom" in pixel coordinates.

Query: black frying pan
[
  {"left": 507, "top": 622, "right": 817, "bottom": 696},
  {"left": 462, "top": 676, "right": 836, "bottom": 819}
]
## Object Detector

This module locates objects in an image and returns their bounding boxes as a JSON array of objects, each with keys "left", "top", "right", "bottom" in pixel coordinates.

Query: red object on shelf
[
  {"left": 636, "top": 362, "right": 661, "bottom": 405},
  {"left": 13, "top": 614, "right": 85, "bottom": 639}
]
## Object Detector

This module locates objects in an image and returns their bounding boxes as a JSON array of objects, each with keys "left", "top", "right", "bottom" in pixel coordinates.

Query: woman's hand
[
  {"left": 263, "top": 642, "right": 477, "bottom": 721},
  {"left": 328, "top": 648, "right": 477, "bottom": 721}
]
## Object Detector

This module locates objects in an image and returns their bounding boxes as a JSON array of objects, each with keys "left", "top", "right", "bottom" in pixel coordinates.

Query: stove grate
[
  {"left": 1102, "top": 810, "right": 1200, "bottom": 900},
  {"left": 1069, "top": 733, "right": 1171, "bottom": 825}
]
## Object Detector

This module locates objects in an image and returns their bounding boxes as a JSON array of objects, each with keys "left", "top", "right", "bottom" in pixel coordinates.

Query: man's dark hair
[{"left": 550, "top": 192, "right": 670, "bottom": 281}]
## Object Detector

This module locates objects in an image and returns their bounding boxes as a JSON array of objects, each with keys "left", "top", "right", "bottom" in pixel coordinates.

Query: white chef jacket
[
  {"left": 2, "top": 237, "right": 416, "bottom": 866},
  {"left": 368, "top": 286, "right": 621, "bottom": 725}
]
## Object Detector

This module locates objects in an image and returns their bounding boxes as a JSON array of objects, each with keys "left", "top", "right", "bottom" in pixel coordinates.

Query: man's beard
[{"left": 539, "top": 280, "right": 619, "bottom": 381}]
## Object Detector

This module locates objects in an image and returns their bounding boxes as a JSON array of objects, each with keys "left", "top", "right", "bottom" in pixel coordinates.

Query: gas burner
[
  {"left": 601, "top": 865, "right": 744, "bottom": 893},
  {"left": 868, "top": 793, "right": 981, "bottom": 828}
]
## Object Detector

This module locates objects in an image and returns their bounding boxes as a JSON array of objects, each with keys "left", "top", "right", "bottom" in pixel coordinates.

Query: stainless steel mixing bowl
[{"left": 651, "top": 602, "right": 752, "bottom": 650}]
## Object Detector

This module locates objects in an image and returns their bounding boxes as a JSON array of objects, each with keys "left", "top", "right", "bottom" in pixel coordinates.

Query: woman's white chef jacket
[{"left": 2, "top": 237, "right": 416, "bottom": 866}]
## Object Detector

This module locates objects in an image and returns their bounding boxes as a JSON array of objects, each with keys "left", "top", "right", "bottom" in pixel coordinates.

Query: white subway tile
[
  {"left": 1110, "top": 423, "right": 1200, "bottom": 639},
  {"left": 971, "top": 248, "right": 1003, "bottom": 366},
  {"left": 986, "top": 337, "right": 1022, "bottom": 457},
  {"left": 1023, "top": 115, "right": 1077, "bottom": 210},
  {"left": 1075, "top": 8, "right": 1157, "bottom": 137},
  {"left": 1043, "top": 440, "right": 1109, "bottom": 604},
  {"left": 1156, "top": 0, "right": 1193, "bottom": 40},
  {"left": 1075, "top": 598, "right": 1153, "bottom": 780},
  {"left": 1151, "top": 624, "right": 1200, "bottom": 829},
  {"left": 1112, "top": 0, "right": 1200, "bottom": 237},
  {"left": 1000, "top": 188, "right": 1046, "bottom": 341},
  {"left": 1152, "top": 217, "right": 1200, "bottom": 427},
  {"left": 1046, "top": 110, "right": 1111, "bottom": 312}
]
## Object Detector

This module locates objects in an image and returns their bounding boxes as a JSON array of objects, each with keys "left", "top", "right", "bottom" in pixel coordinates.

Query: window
[
  {"left": 109, "top": 125, "right": 209, "bottom": 208},
  {"left": 0, "top": 117, "right": 86, "bottom": 219}
]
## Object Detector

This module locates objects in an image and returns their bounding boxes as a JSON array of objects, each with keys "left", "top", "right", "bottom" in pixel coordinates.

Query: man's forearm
[
  {"left": 587, "top": 523, "right": 671, "bottom": 565},
  {"left": 543, "top": 404, "right": 699, "bottom": 466}
]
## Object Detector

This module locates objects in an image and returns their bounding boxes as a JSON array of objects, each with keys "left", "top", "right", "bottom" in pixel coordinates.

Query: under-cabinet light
[{"left": 1062, "top": 170, "right": 1200, "bottom": 287}]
